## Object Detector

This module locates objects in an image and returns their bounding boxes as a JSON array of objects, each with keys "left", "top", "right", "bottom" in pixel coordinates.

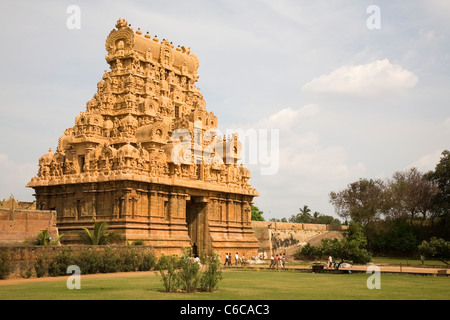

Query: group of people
[
  {"left": 269, "top": 253, "right": 286, "bottom": 269},
  {"left": 223, "top": 252, "right": 245, "bottom": 266}
]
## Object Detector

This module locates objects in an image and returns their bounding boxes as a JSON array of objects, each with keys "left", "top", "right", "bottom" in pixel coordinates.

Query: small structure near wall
[
  {"left": 26, "top": 19, "right": 259, "bottom": 259},
  {"left": 0, "top": 196, "right": 58, "bottom": 245}
]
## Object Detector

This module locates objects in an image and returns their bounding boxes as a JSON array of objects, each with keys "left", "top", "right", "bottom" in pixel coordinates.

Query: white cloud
[
  {"left": 407, "top": 150, "right": 442, "bottom": 172},
  {"left": 444, "top": 117, "right": 450, "bottom": 127},
  {"left": 302, "top": 58, "right": 418, "bottom": 97},
  {"left": 252, "top": 104, "right": 320, "bottom": 130},
  {"left": 242, "top": 104, "right": 366, "bottom": 217}
]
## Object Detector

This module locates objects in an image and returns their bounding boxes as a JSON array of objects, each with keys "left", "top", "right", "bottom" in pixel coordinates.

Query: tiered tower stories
[{"left": 27, "top": 19, "right": 259, "bottom": 258}]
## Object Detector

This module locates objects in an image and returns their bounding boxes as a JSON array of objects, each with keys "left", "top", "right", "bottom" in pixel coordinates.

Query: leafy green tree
[
  {"left": 289, "top": 205, "right": 312, "bottom": 223},
  {"left": 251, "top": 205, "right": 265, "bottom": 221},
  {"left": 79, "top": 219, "right": 123, "bottom": 245},
  {"left": 345, "top": 221, "right": 367, "bottom": 248},
  {"left": 321, "top": 238, "right": 372, "bottom": 268},
  {"left": 426, "top": 150, "right": 450, "bottom": 230},
  {"left": 329, "top": 178, "right": 384, "bottom": 226},
  {"left": 385, "top": 168, "right": 438, "bottom": 223},
  {"left": 418, "top": 237, "right": 450, "bottom": 265},
  {"left": 294, "top": 243, "right": 323, "bottom": 260}
]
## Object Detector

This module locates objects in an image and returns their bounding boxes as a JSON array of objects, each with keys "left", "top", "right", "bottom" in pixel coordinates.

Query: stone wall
[
  {"left": 251, "top": 221, "right": 347, "bottom": 259},
  {"left": 0, "top": 208, "right": 58, "bottom": 245}
]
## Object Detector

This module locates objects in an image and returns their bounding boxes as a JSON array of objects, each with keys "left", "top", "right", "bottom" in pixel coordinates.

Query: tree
[
  {"left": 321, "top": 238, "right": 372, "bottom": 268},
  {"left": 418, "top": 237, "right": 450, "bottom": 265},
  {"left": 385, "top": 168, "right": 438, "bottom": 223},
  {"left": 79, "top": 219, "right": 123, "bottom": 245},
  {"left": 345, "top": 221, "right": 367, "bottom": 248},
  {"left": 426, "top": 150, "right": 450, "bottom": 230},
  {"left": 329, "top": 178, "right": 384, "bottom": 225},
  {"left": 251, "top": 205, "right": 265, "bottom": 221},
  {"left": 289, "top": 205, "right": 312, "bottom": 223},
  {"left": 294, "top": 237, "right": 372, "bottom": 268}
]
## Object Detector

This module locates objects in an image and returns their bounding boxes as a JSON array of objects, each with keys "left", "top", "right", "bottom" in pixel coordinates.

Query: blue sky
[{"left": 0, "top": 1, "right": 449, "bottom": 220}]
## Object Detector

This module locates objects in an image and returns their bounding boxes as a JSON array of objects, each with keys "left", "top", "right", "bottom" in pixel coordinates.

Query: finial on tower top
[{"left": 115, "top": 18, "right": 128, "bottom": 29}]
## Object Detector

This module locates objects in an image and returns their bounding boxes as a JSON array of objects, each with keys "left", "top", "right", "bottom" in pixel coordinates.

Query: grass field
[{"left": 0, "top": 269, "right": 448, "bottom": 300}]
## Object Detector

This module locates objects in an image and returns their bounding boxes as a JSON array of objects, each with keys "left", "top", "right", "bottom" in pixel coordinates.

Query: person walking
[
  {"left": 224, "top": 253, "right": 228, "bottom": 266},
  {"left": 282, "top": 253, "right": 286, "bottom": 269},
  {"left": 274, "top": 254, "right": 279, "bottom": 270},
  {"left": 235, "top": 252, "right": 239, "bottom": 266}
]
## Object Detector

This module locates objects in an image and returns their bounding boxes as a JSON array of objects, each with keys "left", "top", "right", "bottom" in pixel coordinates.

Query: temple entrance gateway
[{"left": 186, "top": 197, "right": 208, "bottom": 255}]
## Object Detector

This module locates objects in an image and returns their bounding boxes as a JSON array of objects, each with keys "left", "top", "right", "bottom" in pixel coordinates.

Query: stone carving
[
  {"left": 27, "top": 19, "right": 259, "bottom": 258},
  {"left": 28, "top": 19, "right": 255, "bottom": 192}
]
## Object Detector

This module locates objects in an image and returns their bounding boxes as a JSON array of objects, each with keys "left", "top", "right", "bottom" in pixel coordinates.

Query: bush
[
  {"left": 177, "top": 249, "right": 201, "bottom": 293},
  {"left": 158, "top": 254, "right": 180, "bottom": 292},
  {"left": 48, "top": 248, "right": 75, "bottom": 277},
  {"left": 75, "top": 249, "right": 103, "bottom": 274},
  {"left": 294, "top": 243, "right": 323, "bottom": 260},
  {"left": 99, "top": 247, "right": 122, "bottom": 273},
  {"left": 34, "top": 255, "right": 50, "bottom": 278},
  {"left": 157, "top": 249, "right": 223, "bottom": 293},
  {"left": 138, "top": 251, "right": 157, "bottom": 271},
  {"left": 199, "top": 251, "right": 223, "bottom": 292}
]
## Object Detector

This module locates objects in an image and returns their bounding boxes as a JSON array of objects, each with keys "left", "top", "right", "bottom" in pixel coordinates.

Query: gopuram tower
[{"left": 27, "top": 18, "right": 259, "bottom": 258}]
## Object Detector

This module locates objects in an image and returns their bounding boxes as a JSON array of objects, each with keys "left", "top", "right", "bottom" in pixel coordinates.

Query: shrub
[
  {"left": 294, "top": 243, "right": 323, "bottom": 260},
  {"left": 199, "top": 251, "right": 223, "bottom": 292},
  {"left": 99, "top": 247, "right": 122, "bottom": 273},
  {"left": 158, "top": 254, "right": 180, "bottom": 292},
  {"left": 48, "top": 248, "right": 75, "bottom": 277},
  {"left": 34, "top": 255, "right": 50, "bottom": 278},
  {"left": 177, "top": 249, "right": 201, "bottom": 293},
  {"left": 75, "top": 249, "right": 103, "bottom": 274},
  {"left": 137, "top": 251, "right": 157, "bottom": 271}
]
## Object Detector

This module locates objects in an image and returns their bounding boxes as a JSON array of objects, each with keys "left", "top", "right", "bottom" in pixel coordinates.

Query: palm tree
[
  {"left": 299, "top": 205, "right": 311, "bottom": 216},
  {"left": 35, "top": 229, "right": 64, "bottom": 246},
  {"left": 79, "top": 219, "right": 123, "bottom": 245}
]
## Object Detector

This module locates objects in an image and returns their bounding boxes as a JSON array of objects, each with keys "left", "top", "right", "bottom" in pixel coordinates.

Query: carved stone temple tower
[{"left": 27, "top": 18, "right": 259, "bottom": 258}]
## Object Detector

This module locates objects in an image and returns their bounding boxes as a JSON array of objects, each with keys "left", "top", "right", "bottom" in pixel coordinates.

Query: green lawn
[{"left": 0, "top": 269, "right": 448, "bottom": 300}]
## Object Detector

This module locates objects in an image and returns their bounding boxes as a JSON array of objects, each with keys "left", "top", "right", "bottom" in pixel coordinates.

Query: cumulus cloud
[
  {"left": 252, "top": 104, "right": 320, "bottom": 130},
  {"left": 406, "top": 150, "right": 442, "bottom": 172},
  {"left": 302, "top": 58, "right": 418, "bottom": 97},
  {"left": 241, "top": 104, "right": 365, "bottom": 217}
]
